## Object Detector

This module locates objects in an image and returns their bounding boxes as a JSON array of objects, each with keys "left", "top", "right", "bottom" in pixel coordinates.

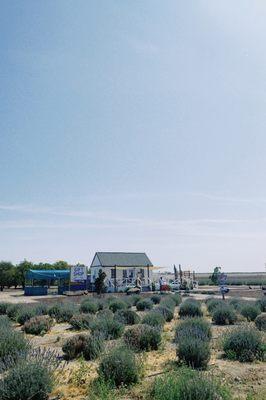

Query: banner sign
[
  {"left": 218, "top": 273, "right": 227, "bottom": 286},
  {"left": 70, "top": 265, "right": 87, "bottom": 282}
]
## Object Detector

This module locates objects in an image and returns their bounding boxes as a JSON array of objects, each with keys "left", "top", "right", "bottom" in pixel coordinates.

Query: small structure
[
  {"left": 24, "top": 269, "right": 87, "bottom": 296},
  {"left": 90, "top": 252, "right": 153, "bottom": 292}
]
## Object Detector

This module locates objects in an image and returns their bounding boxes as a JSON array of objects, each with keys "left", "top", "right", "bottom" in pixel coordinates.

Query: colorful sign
[{"left": 70, "top": 265, "right": 87, "bottom": 282}]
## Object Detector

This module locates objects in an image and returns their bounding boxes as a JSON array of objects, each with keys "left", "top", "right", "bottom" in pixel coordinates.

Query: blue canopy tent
[
  {"left": 24, "top": 269, "right": 70, "bottom": 296},
  {"left": 25, "top": 269, "right": 88, "bottom": 296}
]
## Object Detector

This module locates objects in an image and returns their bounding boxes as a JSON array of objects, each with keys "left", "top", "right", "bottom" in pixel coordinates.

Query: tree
[
  {"left": 94, "top": 269, "right": 106, "bottom": 296},
  {"left": 210, "top": 266, "right": 221, "bottom": 285},
  {"left": 16, "top": 260, "right": 34, "bottom": 288},
  {"left": 53, "top": 260, "right": 70, "bottom": 270},
  {"left": 0, "top": 262, "right": 14, "bottom": 291}
]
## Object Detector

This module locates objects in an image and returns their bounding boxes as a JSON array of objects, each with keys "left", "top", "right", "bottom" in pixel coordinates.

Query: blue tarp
[{"left": 26, "top": 269, "right": 70, "bottom": 280}]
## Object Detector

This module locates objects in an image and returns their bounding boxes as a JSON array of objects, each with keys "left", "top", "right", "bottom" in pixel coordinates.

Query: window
[
  {"left": 123, "top": 269, "right": 128, "bottom": 278},
  {"left": 111, "top": 268, "right": 116, "bottom": 279}
]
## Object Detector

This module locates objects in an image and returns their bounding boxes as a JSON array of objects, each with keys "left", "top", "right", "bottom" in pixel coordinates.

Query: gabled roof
[{"left": 92, "top": 252, "right": 153, "bottom": 267}]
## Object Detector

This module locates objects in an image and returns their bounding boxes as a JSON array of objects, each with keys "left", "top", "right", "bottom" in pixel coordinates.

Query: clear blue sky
[{"left": 1, "top": 1, "right": 266, "bottom": 272}]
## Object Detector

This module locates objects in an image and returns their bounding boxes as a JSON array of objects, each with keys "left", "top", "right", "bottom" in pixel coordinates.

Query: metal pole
[{"left": 114, "top": 265, "right": 117, "bottom": 293}]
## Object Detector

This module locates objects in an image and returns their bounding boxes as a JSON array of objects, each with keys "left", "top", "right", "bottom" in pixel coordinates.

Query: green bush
[
  {"left": 175, "top": 318, "right": 211, "bottom": 343},
  {"left": 0, "top": 323, "right": 29, "bottom": 363},
  {"left": 179, "top": 300, "right": 203, "bottom": 318},
  {"left": 155, "top": 305, "right": 174, "bottom": 322},
  {"left": 228, "top": 298, "right": 243, "bottom": 311},
  {"left": 69, "top": 314, "right": 92, "bottom": 330},
  {"left": 17, "top": 307, "right": 36, "bottom": 325},
  {"left": 99, "top": 346, "right": 141, "bottom": 387},
  {"left": 97, "top": 309, "right": 114, "bottom": 320},
  {"left": 256, "top": 297, "right": 266, "bottom": 312},
  {"left": 6, "top": 304, "right": 22, "bottom": 321},
  {"left": 124, "top": 324, "right": 161, "bottom": 352},
  {"left": 171, "top": 293, "right": 182, "bottom": 306},
  {"left": 206, "top": 298, "right": 224, "bottom": 314},
  {"left": 0, "top": 359, "right": 53, "bottom": 400},
  {"left": 83, "top": 335, "right": 104, "bottom": 361},
  {"left": 240, "top": 304, "right": 261, "bottom": 321},
  {"left": 177, "top": 337, "right": 210, "bottom": 369},
  {"left": 0, "top": 315, "right": 11, "bottom": 329},
  {"left": 90, "top": 316, "right": 124, "bottom": 340},
  {"left": 152, "top": 368, "right": 231, "bottom": 400},
  {"left": 62, "top": 333, "right": 104, "bottom": 360},
  {"left": 62, "top": 334, "right": 87, "bottom": 359},
  {"left": 24, "top": 315, "right": 53, "bottom": 335},
  {"left": 48, "top": 303, "right": 76, "bottom": 322},
  {"left": 0, "top": 303, "right": 9, "bottom": 315},
  {"left": 80, "top": 299, "right": 99, "bottom": 314},
  {"left": 223, "top": 326, "right": 265, "bottom": 362},
  {"left": 212, "top": 305, "right": 237, "bottom": 325},
  {"left": 34, "top": 303, "right": 48, "bottom": 316},
  {"left": 125, "top": 294, "right": 140, "bottom": 306},
  {"left": 136, "top": 298, "right": 153, "bottom": 311},
  {"left": 109, "top": 299, "right": 127, "bottom": 313},
  {"left": 151, "top": 294, "right": 161, "bottom": 304},
  {"left": 255, "top": 313, "right": 266, "bottom": 331},
  {"left": 142, "top": 311, "right": 165, "bottom": 328},
  {"left": 114, "top": 309, "right": 140, "bottom": 325}
]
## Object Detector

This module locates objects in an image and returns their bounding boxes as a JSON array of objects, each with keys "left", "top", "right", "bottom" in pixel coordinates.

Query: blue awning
[{"left": 26, "top": 269, "right": 70, "bottom": 280}]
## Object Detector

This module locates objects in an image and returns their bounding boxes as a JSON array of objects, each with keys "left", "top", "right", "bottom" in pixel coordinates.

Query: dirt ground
[{"left": 13, "top": 298, "right": 266, "bottom": 400}]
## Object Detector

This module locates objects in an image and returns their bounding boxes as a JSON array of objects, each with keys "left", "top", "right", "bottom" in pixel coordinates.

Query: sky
[{"left": 1, "top": 1, "right": 266, "bottom": 272}]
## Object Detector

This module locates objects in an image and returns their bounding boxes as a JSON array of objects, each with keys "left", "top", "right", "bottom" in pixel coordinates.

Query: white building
[{"left": 90, "top": 252, "right": 153, "bottom": 292}]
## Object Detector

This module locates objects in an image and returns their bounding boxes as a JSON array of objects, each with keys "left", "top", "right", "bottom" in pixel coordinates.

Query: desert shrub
[
  {"left": 80, "top": 299, "right": 99, "bottom": 314},
  {"left": 206, "top": 298, "right": 224, "bottom": 314},
  {"left": 62, "top": 334, "right": 87, "bottom": 359},
  {"left": 97, "top": 309, "right": 113, "bottom": 320},
  {"left": 160, "top": 297, "right": 176, "bottom": 311},
  {"left": 124, "top": 324, "right": 161, "bottom": 351},
  {"left": 0, "top": 315, "right": 11, "bottom": 329},
  {"left": 0, "top": 303, "right": 9, "bottom": 315},
  {"left": 69, "top": 314, "right": 92, "bottom": 330},
  {"left": 109, "top": 299, "right": 127, "bottom": 313},
  {"left": 127, "top": 294, "right": 140, "bottom": 306},
  {"left": 136, "top": 298, "right": 153, "bottom": 311},
  {"left": 177, "top": 337, "right": 210, "bottom": 369},
  {"left": 83, "top": 335, "right": 104, "bottom": 361},
  {"left": 0, "top": 323, "right": 29, "bottom": 363},
  {"left": 99, "top": 346, "right": 141, "bottom": 387},
  {"left": 48, "top": 303, "right": 77, "bottom": 322},
  {"left": 175, "top": 318, "right": 212, "bottom": 343},
  {"left": 155, "top": 305, "right": 174, "bottom": 322},
  {"left": 0, "top": 359, "right": 53, "bottom": 400},
  {"left": 256, "top": 297, "right": 266, "bottom": 312},
  {"left": 6, "top": 304, "right": 22, "bottom": 321},
  {"left": 223, "top": 326, "right": 265, "bottom": 362},
  {"left": 151, "top": 294, "right": 161, "bottom": 304},
  {"left": 212, "top": 305, "right": 237, "bottom": 325},
  {"left": 152, "top": 367, "right": 231, "bottom": 400},
  {"left": 114, "top": 309, "right": 140, "bottom": 325},
  {"left": 17, "top": 307, "right": 36, "bottom": 325},
  {"left": 90, "top": 316, "right": 124, "bottom": 340},
  {"left": 34, "top": 303, "right": 48, "bottom": 316},
  {"left": 142, "top": 311, "right": 165, "bottom": 328},
  {"left": 179, "top": 300, "right": 203, "bottom": 318},
  {"left": 171, "top": 293, "right": 182, "bottom": 306},
  {"left": 228, "top": 298, "right": 243, "bottom": 311},
  {"left": 255, "top": 313, "right": 266, "bottom": 331},
  {"left": 240, "top": 304, "right": 261, "bottom": 322},
  {"left": 24, "top": 315, "right": 52, "bottom": 335}
]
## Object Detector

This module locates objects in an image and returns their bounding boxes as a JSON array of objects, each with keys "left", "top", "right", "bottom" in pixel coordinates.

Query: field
[{"left": 0, "top": 289, "right": 265, "bottom": 400}]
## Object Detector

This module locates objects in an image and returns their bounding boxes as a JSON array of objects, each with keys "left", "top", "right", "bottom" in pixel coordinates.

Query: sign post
[
  {"left": 70, "top": 265, "right": 87, "bottom": 286},
  {"left": 218, "top": 273, "right": 228, "bottom": 300}
]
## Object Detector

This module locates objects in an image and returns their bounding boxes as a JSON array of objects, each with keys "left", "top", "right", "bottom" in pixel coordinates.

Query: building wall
[{"left": 90, "top": 265, "right": 153, "bottom": 286}]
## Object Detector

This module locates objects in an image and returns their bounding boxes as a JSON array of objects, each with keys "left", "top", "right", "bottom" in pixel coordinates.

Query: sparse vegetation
[
  {"left": 212, "top": 304, "right": 237, "bottom": 325},
  {"left": 255, "top": 313, "right": 266, "bottom": 331},
  {"left": 240, "top": 304, "right": 261, "bottom": 321},
  {"left": 90, "top": 316, "right": 124, "bottom": 340},
  {"left": 142, "top": 310, "right": 165, "bottom": 328},
  {"left": 179, "top": 299, "right": 203, "bottom": 318}
]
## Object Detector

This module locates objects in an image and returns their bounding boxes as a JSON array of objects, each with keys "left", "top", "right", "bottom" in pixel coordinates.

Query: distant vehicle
[{"left": 170, "top": 280, "right": 181, "bottom": 291}]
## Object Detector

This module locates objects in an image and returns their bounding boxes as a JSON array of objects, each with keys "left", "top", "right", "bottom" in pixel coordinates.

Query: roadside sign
[
  {"left": 218, "top": 273, "right": 227, "bottom": 286},
  {"left": 70, "top": 265, "right": 87, "bottom": 282}
]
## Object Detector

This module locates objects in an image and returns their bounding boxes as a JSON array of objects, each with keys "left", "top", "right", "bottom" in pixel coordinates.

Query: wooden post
[{"left": 114, "top": 265, "right": 117, "bottom": 293}]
